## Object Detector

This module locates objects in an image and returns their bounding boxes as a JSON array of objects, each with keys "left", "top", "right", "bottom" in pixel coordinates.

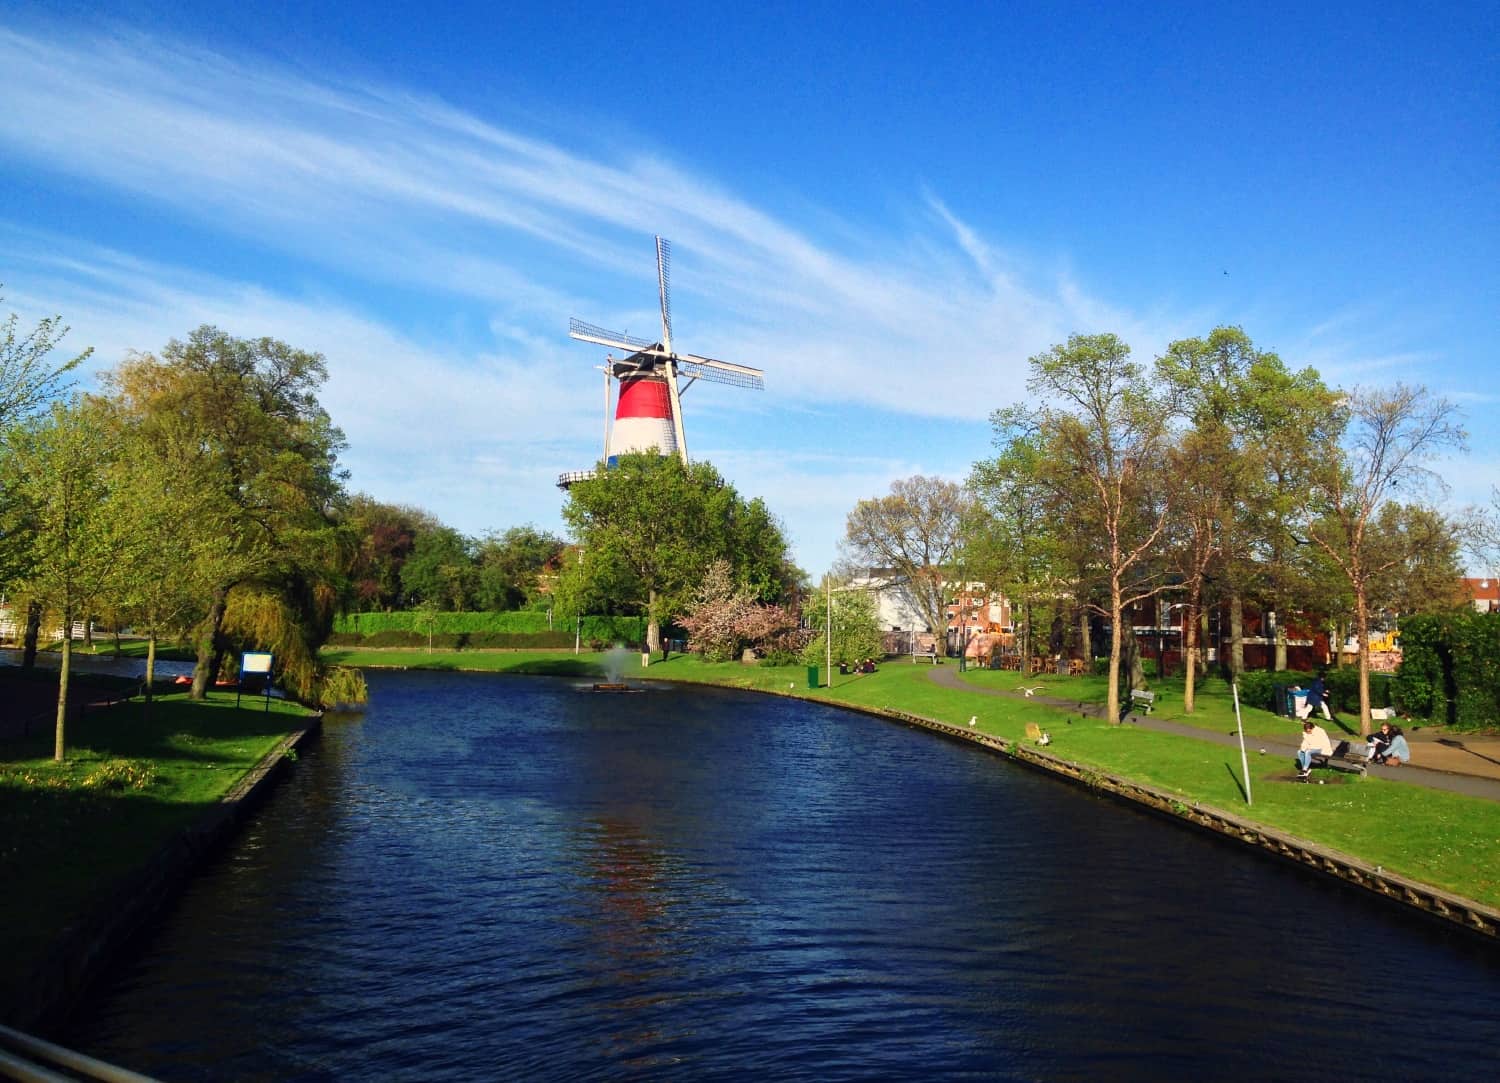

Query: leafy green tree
[
  {"left": 969, "top": 423, "right": 1066, "bottom": 666},
  {"left": 0, "top": 289, "right": 90, "bottom": 431},
  {"left": 399, "top": 525, "right": 476, "bottom": 610},
  {"left": 1156, "top": 326, "right": 1340, "bottom": 678},
  {"left": 801, "top": 581, "right": 883, "bottom": 669},
  {"left": 843, "top": 476, "right": 971, "bottom": 658},
  {"left": 102, "top": 327, "right": 348, "bottom": 700},
  {"left": 1306, "top": 384, "right": 1466, "bottom": 733},
  {"left": 474, "top": 525, "right": 565, "bottom": 611},
  {"left": 1011, "top": 333, "right": 1175, "bottom": 724},
  {"left": 559, "top": 452, "right": 791, "bottom": 661},
  {"left": 3, "top": 399, "right": 122, "bottom": 760},
  {"left": 342, "top": 495, "right": 439, "bottom": 611},
  {"left": 97, "top": 404, "right": 235, "bottom": 701}
]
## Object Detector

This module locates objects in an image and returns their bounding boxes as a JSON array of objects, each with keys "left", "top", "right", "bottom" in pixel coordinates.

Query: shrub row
[
  {"left": 332, "top": 611, "right": 646, "bottom": 643},
  {"left": 338, "top": 630, "right": 582, "bottom": 650}
]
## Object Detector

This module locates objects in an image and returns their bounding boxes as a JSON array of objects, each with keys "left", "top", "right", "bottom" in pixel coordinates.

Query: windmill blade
[
  {"left": 677, "top": 356, "right": 764, "bottom": 391},
  {"left": 569, "top": 318, "right": 654, "bottom": 353},
  {"left": 655, "top": 236, "right": 673, "bottom": 355}
]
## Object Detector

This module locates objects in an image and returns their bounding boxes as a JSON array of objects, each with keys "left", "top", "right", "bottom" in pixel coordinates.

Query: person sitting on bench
[
  {"left": 1295, "top": 720, "right": 1333, "bottom": 780},
  {"left": 1371, "top": 724, "right": 1410, "bottom": 766}
]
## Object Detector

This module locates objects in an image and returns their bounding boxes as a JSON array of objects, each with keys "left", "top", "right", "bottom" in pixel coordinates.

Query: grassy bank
[
  {"left": 0, "top": 688, "right": 315, "bottom": 1009},
  {"left": 322, "top": 647, "right": 1500, "bottom": 908}
]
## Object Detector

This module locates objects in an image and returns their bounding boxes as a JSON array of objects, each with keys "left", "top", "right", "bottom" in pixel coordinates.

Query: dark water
[{"left": 67, "top": 671, "right": 1498, "bottom": 1080}]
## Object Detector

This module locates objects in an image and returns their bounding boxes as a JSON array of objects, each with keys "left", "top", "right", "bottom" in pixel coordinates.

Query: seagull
[
  {"left": 1037, "top": 731, "right": 1052, "bottom": 746},
  {"left": 969, "top": 715, "right": 978, "bottom": 726},
  {"left": 1017, "top": 686, "right": 1043, "bottom": 697}
]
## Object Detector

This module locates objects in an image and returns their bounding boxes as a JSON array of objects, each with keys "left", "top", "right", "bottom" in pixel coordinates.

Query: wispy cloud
[{"left": 1, "top": 22, "right": 1475, "bottom": 570}]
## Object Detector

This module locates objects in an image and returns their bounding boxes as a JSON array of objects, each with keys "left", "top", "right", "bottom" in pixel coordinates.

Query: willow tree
[
  {"left": 1306, "top": 385, "right": 1466, "bottom": 734},
  {"left": 102, "top": 328, "right": 349, "bottom": 701}
]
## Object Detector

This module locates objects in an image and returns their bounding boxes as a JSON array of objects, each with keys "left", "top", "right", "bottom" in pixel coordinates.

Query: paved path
[{"left": 926, "top": 665, "right": 1500, "bottom": 802}]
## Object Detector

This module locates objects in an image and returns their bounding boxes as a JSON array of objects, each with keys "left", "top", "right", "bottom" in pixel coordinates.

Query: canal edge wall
[
  {"left": 822, "top": 695, "right": 1500, "bottom": 944},
  {"left": 5, "top": 716, "right": 324, "bottom": 1034}
]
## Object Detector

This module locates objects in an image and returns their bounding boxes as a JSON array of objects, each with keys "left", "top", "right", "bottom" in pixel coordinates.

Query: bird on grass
[
  {"left": 1037, "top": 731, "right": 1052, "bottom": 747},
  {"left": 1017, "top": 686, "right": 1043, "bottom": 697},
  {"left": 969, "top": 715, "right": 978, "bottom": 726}
]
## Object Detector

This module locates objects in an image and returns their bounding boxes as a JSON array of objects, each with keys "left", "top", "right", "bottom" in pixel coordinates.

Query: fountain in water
[{"left": 592, "top": 644, "right": 640, "bottom": 692}]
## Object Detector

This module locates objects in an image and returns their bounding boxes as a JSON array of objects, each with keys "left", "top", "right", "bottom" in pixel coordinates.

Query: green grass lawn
[
  {"left": 320, "top": 647, "right": 1500, "bottom": 909},
  {"left": 0, "top": 689, "right": 314, "bottom": 1009}
]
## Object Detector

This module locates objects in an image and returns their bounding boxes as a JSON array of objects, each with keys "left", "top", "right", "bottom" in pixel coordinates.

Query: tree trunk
[
  {"left": 54, "top": 611, "right": 72, "bottom": 762},
  {"left": 146, "top": 632, "right": 158, "bottom": 704},
  {"left": 1183, "top": 595, "right": 1200, "bottom": 714},
  {"left": 1354, "top": 585, "right": 1373, "bottom": 737},
  {"left": 193, "top": 586, "right": 228, "bottom": 700},
  {"left": 1228, "top": 592, "right": 1244, "bottom": 678},
  {"left": 22, "top": 600, "right": 42, "bottom": 669},
  {"left": 1107, "top": 583, "right": 1124, "bottom": 724},
  {"left": 1079, "top": 606, "right": 1091, "bottom": 665},
  {"left": 643, "top": 588, "right": 661, "bottom": 667},
  {"left": 1274, "top": 611, "right": 1288, "bottom": 672}
]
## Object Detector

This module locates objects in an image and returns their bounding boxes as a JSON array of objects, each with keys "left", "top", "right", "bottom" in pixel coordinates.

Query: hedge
[
  {"left": 334, "top": 611, "right": 646, "bottom": 643},
  {"left": 1232, "top": 667, "right": 1393, "bottom": 716}
]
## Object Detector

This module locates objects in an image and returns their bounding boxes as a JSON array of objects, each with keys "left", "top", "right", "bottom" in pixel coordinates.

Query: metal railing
[{"left": 0, "top": 1023, "right": 160, "bottom": 1082}]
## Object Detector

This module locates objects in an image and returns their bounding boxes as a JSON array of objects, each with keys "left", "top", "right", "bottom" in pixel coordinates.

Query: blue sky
[{"left": 2, "top": 1, "right": 1496, "bottom": 576}]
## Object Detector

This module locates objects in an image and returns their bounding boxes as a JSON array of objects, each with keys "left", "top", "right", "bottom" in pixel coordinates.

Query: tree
[
  {"left": 399, "top": 526, "right": 475, "bottom": 610},
  {"left": 1156, "top": 327, "right": 1339, "bottom": 682},
  {"left": 1305, "top": 384, "right": 1466, "bottom": 734},
  {"left": 843, "top": 476, "right": 971, "bottom": 658},
  {"left": 3, "top": 399, "right": 122, "bottom": 760},
  {"left": 969, "top": 423, "right": 1066, "bottom": 666},
  {"left": 801, "top": 581, "right": 884, "bottom": 669},
  {"left": 96, "top": 402, "right": 236, "bottom": 703},
  {"left": 341, "top": 496, "right": 438, "bottom": 611},
  {"left": 678, "top": 558, "right": 801, "bottom": 662},
  {"left": 0, "top": 289, "right": 90, "bottom": 431},
  {"left": 102, "top": 328, "right": 348, "bottom": 700},
  {"left": 474, "top": 525, "right": 565, "bottom": 611},
  {"left": 559, "top": 452, "right": 791, "bottom": 661},
  {"left": 1012, "top": 333, "right": 1175, "bottom": 724}
]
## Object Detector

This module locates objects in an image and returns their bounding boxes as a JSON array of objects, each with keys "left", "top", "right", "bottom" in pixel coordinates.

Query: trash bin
[
  {"left": 807, "top": 664, "right": 819, "bottom": 689},
  {"left": 1272, "top": 683, "right": 1287, "bottom": 717}
]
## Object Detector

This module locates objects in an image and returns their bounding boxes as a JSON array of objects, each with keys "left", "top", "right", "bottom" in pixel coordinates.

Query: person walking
[{"left": 1298, "top": 671, "right": 1333, "bottom": 722}]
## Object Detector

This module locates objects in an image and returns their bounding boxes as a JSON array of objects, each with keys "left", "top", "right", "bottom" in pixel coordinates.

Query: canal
[{"left": 67, "top": 670, "right": 1499, "bottom": 1080}]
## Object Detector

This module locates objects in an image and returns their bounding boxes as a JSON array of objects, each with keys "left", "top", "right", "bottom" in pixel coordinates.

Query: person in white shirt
[{"left": 1295, "top": 720, "right": 1333, "bottom": 779}]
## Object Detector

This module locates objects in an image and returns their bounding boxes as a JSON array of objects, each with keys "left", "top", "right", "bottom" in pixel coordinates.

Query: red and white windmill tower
[{"left": 557, "top": 236, "right": 764, "bottom": 488}]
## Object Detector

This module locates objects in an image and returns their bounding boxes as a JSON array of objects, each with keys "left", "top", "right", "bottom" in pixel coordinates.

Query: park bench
[
  {"left": 1130, "top": 689, "right": 1155, "bottom": 714},
  {"left": 1309, "top": 740, "right": 1367, "bottom": 778}
]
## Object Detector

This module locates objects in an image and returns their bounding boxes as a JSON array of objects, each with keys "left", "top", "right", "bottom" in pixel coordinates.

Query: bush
[{"left": 1398, "top": 611, "right": 1500, "bottom": 729}]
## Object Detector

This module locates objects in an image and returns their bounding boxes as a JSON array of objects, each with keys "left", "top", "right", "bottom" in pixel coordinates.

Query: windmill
[{"left": 557, "top": 236, "right": 763, "bottom": 488}]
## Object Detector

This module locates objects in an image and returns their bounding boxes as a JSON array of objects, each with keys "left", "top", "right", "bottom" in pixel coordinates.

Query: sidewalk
[{"left": 926, "top": 667, "right": 1500, "bottom": 802}]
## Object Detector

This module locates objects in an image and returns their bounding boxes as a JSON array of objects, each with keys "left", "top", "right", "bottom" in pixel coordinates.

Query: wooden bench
[
  {"left": 1310, "top": 740, "right": 1367, "bottom": 777},
  {"left": 1130, "top": 689, "right": 1155, "bottom": 714}
]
